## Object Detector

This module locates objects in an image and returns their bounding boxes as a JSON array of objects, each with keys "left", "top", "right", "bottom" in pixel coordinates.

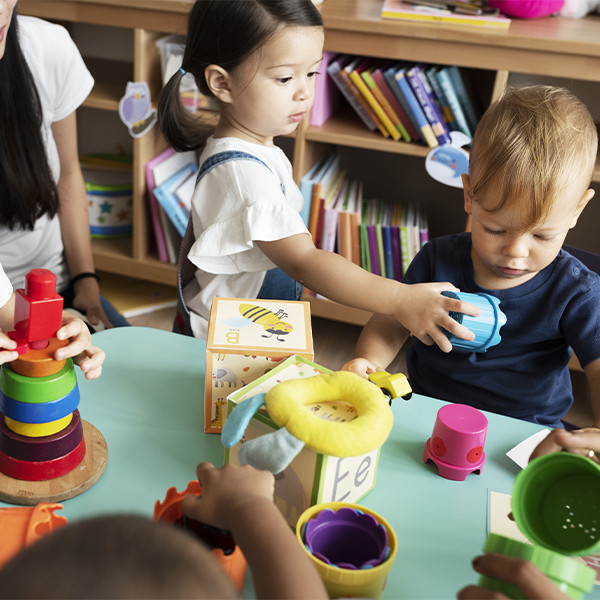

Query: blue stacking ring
[{"left": 0, "top": 384, "right": 80, "bottom": 424}]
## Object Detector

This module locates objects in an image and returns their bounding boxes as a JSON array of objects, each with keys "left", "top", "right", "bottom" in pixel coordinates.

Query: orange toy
[
  {"left": 0, "top": 503, "right": 67, "bottom": 567},
  {"left": 154, "top": 481, "right": 247, "bottom": 591}
]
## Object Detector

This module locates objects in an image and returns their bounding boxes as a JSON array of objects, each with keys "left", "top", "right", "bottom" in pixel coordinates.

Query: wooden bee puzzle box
[{"left": 204, "top": 298, "right": 313, "bottom": 434}]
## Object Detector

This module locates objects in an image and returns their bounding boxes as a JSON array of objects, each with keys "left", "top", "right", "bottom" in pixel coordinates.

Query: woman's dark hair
[
  {"left": 0, "top": 10, "right": 59, "bottom": 230},
  {"left": 157, "top": 0, "right": 323, "bottom": 152}
]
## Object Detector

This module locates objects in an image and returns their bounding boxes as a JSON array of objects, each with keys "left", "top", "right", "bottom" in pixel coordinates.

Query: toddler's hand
[
  {"left": 182, "top": 462, "right": 275, "bottom": 532},
  {"left": 457, "top": 553, "right": 569, "bottom": 599},
  {"left": 0, "top": 330, "right": 18, "bottom": 366},
  {"left": 55, "top": 312, "right": 105, "bottom": 380},
  {"left": 395, "top": 282, "right": 479, "bottom": 353},
  {"left": 342, "top": 357, "right": 379, "bottom": 379}
]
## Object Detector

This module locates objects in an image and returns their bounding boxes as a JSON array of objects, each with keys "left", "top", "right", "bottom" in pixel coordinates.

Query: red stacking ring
[{"left": 0, "top": 436, "right": 86, "bottom": 481}]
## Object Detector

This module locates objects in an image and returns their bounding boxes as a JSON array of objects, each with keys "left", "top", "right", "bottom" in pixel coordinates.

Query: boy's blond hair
[{"left": 468, "top": 85, "right": 598, "bottom": 230}]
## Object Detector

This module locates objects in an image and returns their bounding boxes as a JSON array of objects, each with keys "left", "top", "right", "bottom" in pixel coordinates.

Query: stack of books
[
  {"left": 145, "top": 147, "right": 198, "bottom": 263},
  {"left": 380, "top": 0, "right": 512, "bottom": 29},
  {"left": 301, "top": 154, "right": 428, "bottom": 280},
  {"left": 316, "top": 53, "right": 482, "bottom": 148}
]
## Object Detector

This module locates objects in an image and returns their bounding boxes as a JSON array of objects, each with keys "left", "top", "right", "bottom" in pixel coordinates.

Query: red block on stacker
[{"left": 13, "top": 269, "right": 63, "bottom": 348}]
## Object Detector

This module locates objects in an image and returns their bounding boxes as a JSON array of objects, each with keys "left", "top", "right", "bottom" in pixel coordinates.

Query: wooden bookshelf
[{"left": 20, "top": 0, "right": 600, "bottom": 318}]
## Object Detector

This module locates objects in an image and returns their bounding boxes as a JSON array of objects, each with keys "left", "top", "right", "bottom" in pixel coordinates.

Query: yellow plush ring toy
[
  {"left": 222, "top": 372, "right": 393, "bottom": 474},
  {"left": 266, "top": 371, "right": 392, "bottom": 457}
]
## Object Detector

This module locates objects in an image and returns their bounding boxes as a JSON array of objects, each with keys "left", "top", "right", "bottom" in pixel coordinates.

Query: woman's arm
[{"left": 52, "top": 112, "right": 110, "bottom": 328}]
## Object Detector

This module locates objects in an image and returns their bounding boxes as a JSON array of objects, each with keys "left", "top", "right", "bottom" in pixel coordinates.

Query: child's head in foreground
[
  {"left": 0, "top": 514, "right": 238, "bottom": 599},
  {"left": 158, "top": 0, "right": 324, "bottom": 151},
  {"left": 462, "top": 85, "right": 597, "bottom": 290}
]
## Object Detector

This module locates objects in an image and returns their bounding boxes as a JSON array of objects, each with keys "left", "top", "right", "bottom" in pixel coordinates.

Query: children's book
[
  {"left": 381, "top": 201, "right": 395, "bottom": 280},
  {"left": 382, "top": 63, "right": 423, "bottom": 143},
  {"left": 327, "top": 54, "right": 378, "bottom": 132},
  {"left": 360, "top": 198, "right": 371, "bottom": 273},
  {"left": 446, "top": 65, "right": 480, "bottom": 133},
  {"left": 425, "top": 65, "right": 457, "bottom": 131},
  {"left": 145, "top": 148, "right": 174, "bottom": 262},
  {"left": 391, "top": 203, "right": 403, "bottom": 281},
  {"left": 146, "top": 148, "right": 195, "bottom": 263},
  {"left": 373, "top": 200, "right": 386, "bottom": 278},
  {"left": 371, "top": 65, "right": 418, "bottom": 141},
  {"left": 335, "top": 179, "right": 354, "bottom": 261},
  {"left": 310, "top": 51, "right": 340, "bottom": 127},
  {"left": 308, "top": 154, "right": 342, "bottom": 248},
  {"left": 338, "top": 179, "right": 363, "bottom": 267},
  {"left": 394, "top": 68, "right": 438, "bottom": 148},
  {"left": 380, "top": 0, "right": 511, "bottom": 29},
  {"left": 406, "top": 65, "right": 451, "bottom": 145},
  {"left": 341, "top": 57, "right": 389, "bottom": 137},
  {"left": 362, "top": 66, "right": 411, "bottom": 142},
  {"left": 320, "top": 171, "right": 347, "bottom": 253},
  {"left": 349, "top": 59, "right": 399, "bottom": 140},
  {"left": 154, "top": 162, "right": 198, "bottom": 237},
  {"left": 300, "top": 155, "right": 329, "bottom": 227},
  {"left": 365, "top": 199, "right": 382, "bottom": 276},
  {"left": 435, "top": 66, "right": 473, "bottom": 138}
]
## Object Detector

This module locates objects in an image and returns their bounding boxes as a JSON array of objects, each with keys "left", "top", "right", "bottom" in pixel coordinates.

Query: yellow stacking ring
[{"left": 4, "top": 413, "right": 73, "bottom": 438}]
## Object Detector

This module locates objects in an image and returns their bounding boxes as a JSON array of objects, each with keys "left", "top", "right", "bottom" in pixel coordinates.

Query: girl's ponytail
[{"left": 157, "top": 69, "right": 214, "bottom": 152}]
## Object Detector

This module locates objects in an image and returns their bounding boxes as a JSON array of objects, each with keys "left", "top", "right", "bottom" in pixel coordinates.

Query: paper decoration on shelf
[
  {"left": 425, "top": 130, "right": 470, "bottom": 188},
  {"left": 118, "top": 81, "right": 157, "bottom": 138}
]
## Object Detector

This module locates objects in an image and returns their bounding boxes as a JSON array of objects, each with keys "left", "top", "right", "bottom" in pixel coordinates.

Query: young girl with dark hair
[
  {"left": 0, "top": 1, "right": 127, "bottom": 329},
  {"left": 158, "top": 0, "right": 477, "bottom": 346}
]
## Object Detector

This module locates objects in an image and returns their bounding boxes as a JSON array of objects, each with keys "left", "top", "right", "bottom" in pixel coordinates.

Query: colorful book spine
[
  {"left": 371, "top": 66, "right": 419, "bottom": 141},
  {"left": 327, "top": 55, "right": 377, "bottom": 132},
  {"left": 447, "top": 65, "right": 480, "bottom": 133},
  {"left": 349, "top": 65, "right": 400, "bottom": 140},
  {"left": 394, "top": 68, "right": 438, "bottom": 148},
  {"left": 435, "top": 66, "right": 473, "bottom": 139},
  {"left": 425, "top": 66, "right": 457, "bottom": 131},
  {"left": 341, "top": 59, "right": 389, "bottom": 138},
  {"left": 362, "top": 68, "right": 411, "bottom": 142},
  {"left": 310, "top": 51, "right": 340, "bottom": 127},
  {"left": 153, "top": 163, "right": 198, "bottom": 237},
  {"left": 383, "top": 64, "right": 424, "bottom": 144},
  {"left": 406, "top": 65, "right": 451, "bottom": 145}
]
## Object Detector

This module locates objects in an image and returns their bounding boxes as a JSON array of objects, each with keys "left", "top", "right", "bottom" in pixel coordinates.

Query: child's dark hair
[
  {"left": 0, "top": 9, "right": 60, "bottom": 230},
  {"left": 157, "top": 0, "right": 323, "bottom": 152}
]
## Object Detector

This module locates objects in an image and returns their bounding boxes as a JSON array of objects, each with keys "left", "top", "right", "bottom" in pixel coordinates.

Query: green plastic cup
[
  {"left": 512, "top": 453, "right": 600, "bottom": 556},
  {"left": 480, "top": 533, "right": 595, "bottom": 600}
]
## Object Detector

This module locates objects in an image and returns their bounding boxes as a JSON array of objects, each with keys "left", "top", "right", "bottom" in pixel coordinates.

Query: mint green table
[{"left": 1, "top": 327, "right": 597, "bottom": 599}]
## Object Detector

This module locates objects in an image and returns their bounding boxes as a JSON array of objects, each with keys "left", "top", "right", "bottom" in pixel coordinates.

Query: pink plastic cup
[{"left": 424, "top": 404, "right": 488, "bottom": 481}]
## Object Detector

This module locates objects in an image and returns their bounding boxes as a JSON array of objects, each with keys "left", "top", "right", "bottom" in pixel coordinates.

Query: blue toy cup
[{"left": 442, "top": 291, "right": 506, "bottom": 353}]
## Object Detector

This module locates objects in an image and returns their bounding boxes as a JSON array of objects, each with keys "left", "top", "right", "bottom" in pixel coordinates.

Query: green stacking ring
[{"left": 0, "top": 359, "right": 76, "bottom": 404}]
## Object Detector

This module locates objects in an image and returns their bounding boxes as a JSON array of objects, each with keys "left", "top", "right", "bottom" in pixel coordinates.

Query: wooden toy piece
[
  {"left": 0, "top": 385, "right": 79, "bottom": 424},
  {"left": 0, "top": 436, "right": 86, "bottom": 481},
  {"left": 0, "top": 503, "right": 67, "bottom": 568},
  {"left": 0, "top": 409, "right": 83, "bottom": 462},
  {"left": 0, "top": 360, "right": 76, "bottom": 404},
  {"left": 0, "top": 420, "right": 107, "bottom": 505},
  {"left": 11, "top": 269, "right": 63, "bottom": 352},
  {"left": 4, "top": 413, "right": 72, "bottom": 438},
  {"left": 10, "top": 337, "right": 68, "bottom": 378}
]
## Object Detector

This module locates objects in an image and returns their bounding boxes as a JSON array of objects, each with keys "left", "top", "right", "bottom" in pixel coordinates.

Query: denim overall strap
[{"left": 173, "top": 151, "right": 273, "bottom": 336}]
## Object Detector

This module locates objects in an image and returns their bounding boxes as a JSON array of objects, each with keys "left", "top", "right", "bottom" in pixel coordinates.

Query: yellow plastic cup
[{"left": 296, "top": 502, "right": 397, "bottom": 599}]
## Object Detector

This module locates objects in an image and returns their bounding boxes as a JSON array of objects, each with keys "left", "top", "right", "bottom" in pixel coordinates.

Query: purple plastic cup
[{"left": 303, "top": 507, "right": 389, "bottom": 569}]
